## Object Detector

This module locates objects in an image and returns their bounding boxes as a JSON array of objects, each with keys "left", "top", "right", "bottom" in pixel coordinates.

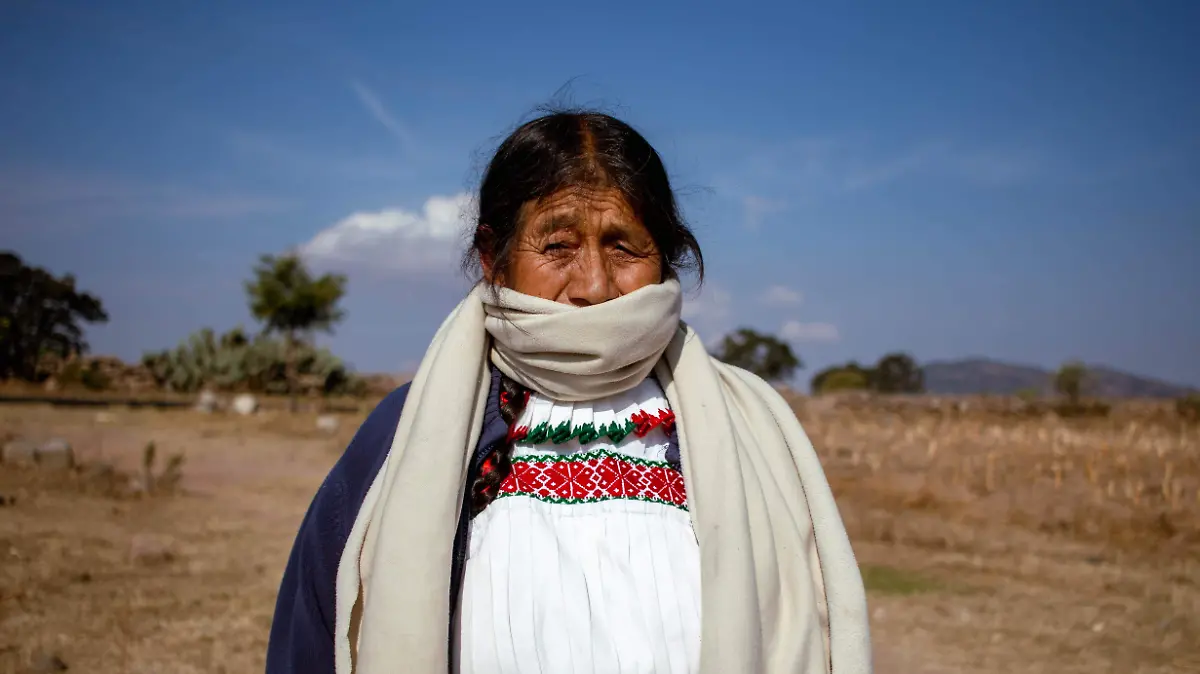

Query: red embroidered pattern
[{"left": 496, "top": 449, "right": 687, "bottom": 510}]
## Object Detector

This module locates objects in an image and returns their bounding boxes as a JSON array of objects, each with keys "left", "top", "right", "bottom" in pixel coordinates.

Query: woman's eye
[{"left": 544, "top": 242, "right": 568, "bottom": 252}]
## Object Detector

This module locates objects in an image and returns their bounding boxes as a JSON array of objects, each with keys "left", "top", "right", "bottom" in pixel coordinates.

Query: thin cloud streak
[
  {"left": 698, "top": 133, "right": 1051, "bottom": 226},
  {"left": 349, "top": 79, "right": 415, "bottom": 149}
]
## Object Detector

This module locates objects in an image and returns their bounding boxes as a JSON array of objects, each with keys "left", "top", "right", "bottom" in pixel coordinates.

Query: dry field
[{"left": 1, "top": 394, "right": 1197, "bottom": 673}]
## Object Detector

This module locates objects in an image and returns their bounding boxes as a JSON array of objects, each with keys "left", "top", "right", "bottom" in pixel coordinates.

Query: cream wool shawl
[{"left": 334, "top": 279, "right": 872, "bottom": 674}]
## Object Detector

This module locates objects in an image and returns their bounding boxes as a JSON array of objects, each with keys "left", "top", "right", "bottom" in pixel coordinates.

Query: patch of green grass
[{"left": 859, "top": 564, "right": 941, "bottom": 596}]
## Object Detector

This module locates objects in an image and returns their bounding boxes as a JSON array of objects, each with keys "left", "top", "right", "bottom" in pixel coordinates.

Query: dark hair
[{"left": 467, "top": 109, "right": 703, "bottom": 516}]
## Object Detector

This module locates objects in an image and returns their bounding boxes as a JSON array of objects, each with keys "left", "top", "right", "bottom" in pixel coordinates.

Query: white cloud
[
  {"left": 780, "top": 320, "right": 839, "bottom": 343},
  {"left": 300, "top": 193, "right": 474, "bottom": 275},
  {"left": 741, "top": 195, "right": 786, "bottom": 229},
  {"left": 760, "top": 285, "right": 803, "bottom": 306},
  {"left": 0, "top": 167, "right": 293, "bottom": 225}
]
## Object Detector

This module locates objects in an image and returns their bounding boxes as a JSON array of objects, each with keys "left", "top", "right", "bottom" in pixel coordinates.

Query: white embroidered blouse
[{"left": 456, "top": 376, "right": 702, "bottom": 674}]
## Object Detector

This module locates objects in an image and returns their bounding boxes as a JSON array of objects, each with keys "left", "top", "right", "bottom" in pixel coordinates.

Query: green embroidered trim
[
  {"left": 494, "top": 490, "right": 688, "bottom": 512},
  {"left": 515, "top": 418, "right": 637, "bottom": 446},
  {"left": 511, "top": 447, "right": 675, "bottom": 469}
]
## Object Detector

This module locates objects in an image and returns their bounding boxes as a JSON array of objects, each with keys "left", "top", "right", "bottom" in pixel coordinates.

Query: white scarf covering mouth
[
  {"left": 485, "top": 280, "right": 684, "bottom": 402},
  {"left": 335, "top": 278, "right": 873, "bottom": 674}
]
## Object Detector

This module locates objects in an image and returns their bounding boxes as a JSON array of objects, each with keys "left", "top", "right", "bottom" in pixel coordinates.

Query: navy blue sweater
[{"left": 265, "top": 369, "right": 509, "bottom": 674}]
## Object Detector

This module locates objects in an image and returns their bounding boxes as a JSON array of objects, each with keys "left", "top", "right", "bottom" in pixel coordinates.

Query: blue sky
[{"left": 3, "top": 0, "right": 1198, "bottom": 387}]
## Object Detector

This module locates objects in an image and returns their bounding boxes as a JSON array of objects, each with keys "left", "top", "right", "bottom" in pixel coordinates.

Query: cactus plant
[{"left": 141, "top": 326, "right": 362, "bottom": 395}]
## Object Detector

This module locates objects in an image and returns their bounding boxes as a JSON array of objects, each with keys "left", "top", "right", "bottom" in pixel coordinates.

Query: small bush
[
  {"left": 80, "top": 363, "right": 111, "bottom": 391},
  {"left": 1178, "top": 393, "right": 1200, "bottom": 423},
  {"left": 55, "top": 360, "right": 111, "bottom": 391},
  {"left": 140, "top": 441, "right": 185, "bottom": 495},
  {"left": 1016, "top": 388, "right": 1040, "bottom": 403},
  {"left": 818, "top": 369, "right": 871, "bottom": 394}
]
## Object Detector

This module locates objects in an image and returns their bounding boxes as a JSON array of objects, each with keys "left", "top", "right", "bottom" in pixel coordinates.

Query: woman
[{"left": 266, "top": 111, "right": 871, "bottom": 674}]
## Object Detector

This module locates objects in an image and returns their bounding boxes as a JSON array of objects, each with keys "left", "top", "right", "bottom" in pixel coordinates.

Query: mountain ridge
[{"left": 921, "top": 357, "right": 1195, "bottom": 398}]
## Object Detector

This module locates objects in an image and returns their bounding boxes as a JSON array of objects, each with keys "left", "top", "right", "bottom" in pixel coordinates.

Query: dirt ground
[{"left": 1, "top": 399, "right": 1197, "bottom": 673}]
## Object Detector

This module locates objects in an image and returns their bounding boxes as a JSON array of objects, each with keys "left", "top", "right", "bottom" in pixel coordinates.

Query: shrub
[
  {"left": 142, "top": 327, "right": 364, "bottom": 397},
  {"left": 816, "top": 368, "right": 871, "bottom": 394},
  {"left": 1054, "top": 400, "right": 1111, "bottom": 419},
  {"left": 1177, "top": 393, "right": 1200, "bottom": 423}
]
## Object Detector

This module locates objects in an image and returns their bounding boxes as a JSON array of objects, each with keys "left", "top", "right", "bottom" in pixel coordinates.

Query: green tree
[
  {"left": 1177, "top": 392, "right": 1200, "bottom": 422},
  {"left": 872, "top": 352, "right": 924, "bottom": 394},
  {"left": 1054, "top": 361, "right": 1087, "bottom": 405},
  {"left": 245, "top": 253, "right": 347, "bottom": 410},
  {"left": 810, "top": 362, "right": 873, "bottom": 394},
  {"left": 0, "top": 251, "right": 108, "bottom": 381},
  {"left": 713, "top": 327, "right": 802, "bottom": 383}
]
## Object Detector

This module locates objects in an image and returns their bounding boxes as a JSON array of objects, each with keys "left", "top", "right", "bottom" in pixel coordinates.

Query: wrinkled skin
[{"left": 484, "top": 188, "right": 663, "bottom": 306}]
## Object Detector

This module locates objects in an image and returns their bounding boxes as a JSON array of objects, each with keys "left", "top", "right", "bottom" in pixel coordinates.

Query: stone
[
  {"left": 129, "top": 533, "right": 176, "bottom": 566},
  {"left": 36, "top": 439, "right": 75, "bottom": 470},
  {"left": 195, "top": 389, "right": 219, "bottom": 413},
  {"left": 231, "top": 393, "right": 258, "bottom": 416},
  {"left": 315, "top": 414, "right": 340, "bottom": 433},
  {"left": 1, "top": 439, "right": 37, "bottom": 465}
]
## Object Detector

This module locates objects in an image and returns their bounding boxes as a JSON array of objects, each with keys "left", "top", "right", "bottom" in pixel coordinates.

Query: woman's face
[{"left": 489, "top": 188, "right": 663, "bottom": 306}]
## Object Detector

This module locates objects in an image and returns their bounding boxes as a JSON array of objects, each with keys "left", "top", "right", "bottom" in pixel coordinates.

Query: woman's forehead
[{"left": 522, "top": 188, "right": 640, "bottom": 233}]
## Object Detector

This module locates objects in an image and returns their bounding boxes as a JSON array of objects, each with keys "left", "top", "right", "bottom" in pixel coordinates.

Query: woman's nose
[{"left": 566, "top": 246, "right": 617, "bottom": 307}]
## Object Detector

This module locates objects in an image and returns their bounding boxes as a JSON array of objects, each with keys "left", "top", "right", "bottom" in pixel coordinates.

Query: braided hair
[{"left": 470, "top": 374, "right": 532, "bottom": 516}]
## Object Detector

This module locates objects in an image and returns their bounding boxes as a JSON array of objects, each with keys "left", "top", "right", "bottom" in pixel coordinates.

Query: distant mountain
[{"left": 921, "top": 358, "right": 1196, "bottom": 398}]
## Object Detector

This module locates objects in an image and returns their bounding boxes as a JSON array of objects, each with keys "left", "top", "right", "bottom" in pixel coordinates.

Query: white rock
[
  {"left": 231, "top": 393, "right": 259, "bottom": 416},
  {"left": 36, "top": 439, "right": 75, "bottom": 470},
  {"left": 315, "top": 415, "right": 340, "bottom": 433},
  {"left": 194, "top": 390, "right": 219, "bottom": 414}
]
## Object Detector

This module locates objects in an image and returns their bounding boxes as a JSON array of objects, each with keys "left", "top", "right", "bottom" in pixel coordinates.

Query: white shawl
[{"left": 335, "top": 279, "right": 872, "bottom": 673}]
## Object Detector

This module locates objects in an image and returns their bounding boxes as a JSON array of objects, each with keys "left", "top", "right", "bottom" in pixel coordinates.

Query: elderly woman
[{"left": 266, "top": 111, "right": 871, "bottom": 674}]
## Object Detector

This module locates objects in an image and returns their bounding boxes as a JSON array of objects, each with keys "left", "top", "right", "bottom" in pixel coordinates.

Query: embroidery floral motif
[
  {"left": 496, "top": 448, "right": 687, "bottom": 510},
  {"left": 508, "top": 409, "right": 676, "bottom": 446}
]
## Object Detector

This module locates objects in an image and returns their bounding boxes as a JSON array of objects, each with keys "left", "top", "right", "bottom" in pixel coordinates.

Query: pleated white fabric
[{"left": 457, "top": 377, "right": 702, "bottom": 674}]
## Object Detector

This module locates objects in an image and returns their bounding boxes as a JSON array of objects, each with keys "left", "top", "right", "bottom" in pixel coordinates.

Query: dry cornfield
[
  {"left": 791, "top": 394, "right": 1199, "bottom": 673},
  {"left": 793, "top": 396, "right": 1200, "bottom": 551},
  {"left": 1, "top": 395, "right": 1197, "bottom": 673}
]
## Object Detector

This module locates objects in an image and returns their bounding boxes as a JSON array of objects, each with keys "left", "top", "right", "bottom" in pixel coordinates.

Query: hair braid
[{"left": 470, "top": 374, "right": 531, "bottom": 517}]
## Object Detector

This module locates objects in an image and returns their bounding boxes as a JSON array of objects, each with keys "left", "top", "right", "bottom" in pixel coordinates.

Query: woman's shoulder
[{"left": 330, "top": 382, "right": 413, "bottom": 507}]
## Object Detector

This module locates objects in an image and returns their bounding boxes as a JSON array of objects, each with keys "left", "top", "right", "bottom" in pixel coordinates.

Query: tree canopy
[
  {"left": 244, "top": 253, "right": 347, "bottom": 408},
  {"left": 712, "top": 327, "right": 802, "bottom": 382},
  {"left": 0, "top": 251, "right": 108, "bottom": 381},
  {"left": 873, "top": 353, "right": 925, "bottom": 393},
  {"left": 811, "top": 352, "right": 925, "bottom": 395},
  {"left": 1054, "top": 361, "right": 1087, "bottom": 404},
  {"left": 245, "top": 253, "right": 347, "bottom": 338}
]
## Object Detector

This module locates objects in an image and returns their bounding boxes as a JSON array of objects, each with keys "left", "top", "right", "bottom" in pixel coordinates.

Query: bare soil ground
[{"left": 1, "top": 398, "right": 1196, "bottom": 673}]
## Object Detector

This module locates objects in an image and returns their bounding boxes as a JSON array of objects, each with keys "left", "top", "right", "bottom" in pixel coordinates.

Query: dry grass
[
  {"left": 1, "top": 396, "right": 1197, "bottom": 673},
  {"left": 792, "top": 394, "right": 1199, "bottom": 673}
]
